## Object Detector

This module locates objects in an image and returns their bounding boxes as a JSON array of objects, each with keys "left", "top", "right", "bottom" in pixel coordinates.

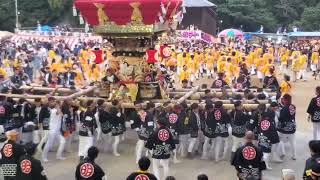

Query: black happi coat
[
  {"left": 0, "top": 101, "right": 11, "bottom": 125},
  {"left": 159, "top": 111, "right": 180, "bottom": 144},
  {"left": 75, "top": 158, "right": 105, "bottom": 180},
  {"left": 203, "top": 108, "right": 230, "bottom": 138},
  {"left": 97, "top": 107, "right": 112, "bottom": 134},
  {"left": 0, "top": 140, "right": 25, "bottom": 165},
  {"left": 145, "top": 126, "right": 176, "bottom": 159},
  {"left": 9, "top": 103, "right": 24, "bottom": 130},
  {"left": 256, "top": 109, "right": 280, "bottom": 153},
  {"left": 211, "top": 78, "right": 228, "bottom": 88},
  {"left": 278, "top": 104, "right": 296, "bottom": 134},
  {"left": 39, "top": 105, "right": 51, "bottom": 131},
  {"left": 126, "top": 171, "right": 157, "bottom": 180},
  {"left": 307, "top": 96, "right": 320, "bottom": 123},
  {"left": 109, "top": 107, "right": 125, "bottom": 136},
  {"left": 189, "top": 111, "right": 200, "bottom": 138},
  {"left": 17, "top": 155, "right": 48, "bottom": 180},
  {"left": 134, "top": 110, "right": 155, "bottom": 141},
  {"left": 79, "top": 109, "right": 97, "bottom": 137},
  {"left": 22, "top": 103, "right": 37, "bottom": 133},
  {"left": 263, "top": 75, "right": 279, "bottom": 90},
  {"left": 230, "top": 109, "right": 250, "bottom": 138},
  {"left": 231, "top": 142, "right": 265, "bottom": 180},
  {"left": 303, "top": 154, "right": 320, "bottom": 180},
  {"left": 177, "top": 110, "right": 190, "bottom": 135}
]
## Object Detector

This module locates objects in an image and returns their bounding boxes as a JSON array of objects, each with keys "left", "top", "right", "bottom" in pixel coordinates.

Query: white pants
[
  {"left": 78, "top": 136, "right": 94, "bottom": 157},
  {"left": 313, "top": 123, "right": 320, "bottom": 140},
  {"left": 202, "top": 137, "right": 214, "bottom": 158},
  {"left": 298, "top": 69, "right": 306, "bottom": 80},
  {"left": 38, "top": 130, "right": 49, "bottom": 150},
  {"left": 278, "top": 133, "right": 296, "bottom": 158},
  {"left": 179, "top": 135, "right": 189, "bottom": 157},
  {"left": 42, "top": 130, "right": 66, "bottom": 159},
  {"left": 280, "top": 63, "right": 288, "bottom": 74},
  {"left": 231, "top": 136, "right": 244, "bottom": 152},
  {"left": 311, "top": 64, "right": 318, "bottom": 72},
  {"left": 136, "top": 139, "right": 145, "bottom": 163},
  {"left": 33, "top": 130, "right": 41, "bottom": 144},
  {"left": 257, "top": 71, "right": 263, "bottom": 79},
  {"left": 112, "top": 136, "right": 120, "bottom": 155},
  {"left": 188, "top": 138, "right": 198, "bottom": 153},
  {"left": 153, "top": 158, "right": 170, "bottom": 180},
  {"left": 263, "top": 152, "right": 271, "bottom": 168},
  {"left": 213, "top": 137, "right": 229, "bottom": 161}
]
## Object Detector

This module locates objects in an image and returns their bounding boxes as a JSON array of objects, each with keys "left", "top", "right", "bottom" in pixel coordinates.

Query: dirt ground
[{"left": 41, "top": 70, "right": 317, "bottom": 180}]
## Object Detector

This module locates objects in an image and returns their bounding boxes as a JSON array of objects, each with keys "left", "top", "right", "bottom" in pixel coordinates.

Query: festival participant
[
  {"left": 231, "top": 131, "right": 266, "bottom": 180},
  {"left": 211, "top": 72, "right": 228, "bottom": 88},
  {"left": 211, "top": 101, "right": 231, "bottom": 161},
  {"left": 303, "top": 140, "right": 320, "bottom": 180},
  {"left": 0, "top": 130, "right": 25, "bottom": 180},
  {"left": 30, "top": 98, "right": 42, "bottom": 144},
  {"left": 126, "top": 156, "right": 157, "bottom": 180},
  {"left": 280, "top": 75, "right": 292, "bottom": 96},
  {"left": 179, "top": 65, "right": 190, "bottom": 86},
  {"left": 278, "top": 94, "right": 296, "bottom": 160},
  {"left": 75, "top": 146, "right": 106, "bottom": 180},
  {"left": 16, "top": 143, "right": 48, "bottom": 180},
  {"left": 205, "top": 52, "right": 214, "bottom": 78},
  {"left": 291, "top": 54, "right": 300, "bottom": 82},
  {"left": 311, "top": 49, "right": 319, "bottom": 79},
  {"left": 230, "top": 101, "right": 251, "bottom": 161},
  {"left": 41, "top": 100, "right": 66, "bottom": 162},
  {"left": 159, "top": 103, "right": 181, "bottom": 163},
  {"left": 280, "top": 49, "right": 289, "bottom": 75},
  {"left": 187, "top": 103, "right": 201, "bottom": 159},
  {"left": 131, "top": 101, "right": 155, "bottom": 163},
  {"left": 263, "top": 68, "right": 279, "bottom": 91},
  {"left": 256, "top": 103, "right": 280, "bottom": 170},
  {"left": 78, "top": 100, "right": 97, "bottom": 161},
  {"left": 145, "top": 118, "right": 176, "bottom": 180},
  {"left": 307, "top": 86, "right": 320, "bottom": 140},
  {"left": 37, "top": 97, "right": 52, "bottom": 152},
  {"left": 109, "top": 100, "right": 125, "bottom": 157},
  {"left": 96, "top": 99, "right": 112, "bottom": 152},
  {"left": 201, "top": 103, "right": 214, "bottom": 160},
  {"left": 197, "top": 174, "right": 209, "bottom": 180},
  {"left": 298, "top": 51, "right": 308, "bottom": 81},
  {"left": 20, "top": 100, "right": 36, "bottom": 145},
  {"left": 177, "top": 102, "right": 190, "bottom": 158}
]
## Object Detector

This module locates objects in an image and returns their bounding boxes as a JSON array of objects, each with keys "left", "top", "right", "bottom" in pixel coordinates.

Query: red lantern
[{"left": 146, "top": 49, "right": 158, "bottom": 63}]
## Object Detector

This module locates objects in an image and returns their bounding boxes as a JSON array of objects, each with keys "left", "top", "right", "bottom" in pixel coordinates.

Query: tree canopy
[{"left": 211, "top": 0, "right": 320, "bottom": 32}]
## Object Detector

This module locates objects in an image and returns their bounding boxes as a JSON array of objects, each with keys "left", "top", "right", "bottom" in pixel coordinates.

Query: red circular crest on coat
[
  {"left": 158, "top": 129, "right": 169, "bottom": 141},
  {"left": 0, "top": 106, "right": 5, "bottom": 114},
  {"left": 215, "top": 80, "right": 222, "bottom": 88},
  {"left": 20, "top": 159, "right": 32, "bottom": 174},
  {"left": 135, "top": 174, "right": 150, "bottom": 180},
  {"left": 3, "top": 144, "right": 13, "bottom": 157},
  {"left": 139, "top": 111, "right": 147, "bottom": 122},
  {"left": 236, "top": 83, "right": 242, "bottom": 90},
  {"left": 289, "top": 105, "right": 295, "bottom": 115},
  {"left": 242, "top": 146, "right": 256, "bottom": 160},
  {"left": 145, "top": 76, "right": 152, "bottom": 82},
  {"left": 163, "top": 47, "right": 171, "bottom": 57},
  {"left": 317, "top": 97, "right": 320, "bottom": 107},
  {"left": 261, "top": 120, "right": 270, "bottom": 131},
  {"left": 214, "top": 110, "right": 221, "bottom": 120},
  {"left": 80, "top": 163, "right": 94, "bottom": 178},
  {"left": 169, "top": 113, "right": 178, "bottom": 124}
]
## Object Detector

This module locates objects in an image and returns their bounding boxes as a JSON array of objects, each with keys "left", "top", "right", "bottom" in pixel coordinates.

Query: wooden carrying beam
[
  {"left": 168, "top": 88, "right": 274, "bottom": 92},
  {"left": 20, "top": 86, "right": 76, "bottom": 94}
]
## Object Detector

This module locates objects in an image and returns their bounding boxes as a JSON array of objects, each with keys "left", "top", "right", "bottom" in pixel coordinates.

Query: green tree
[{"left": 299, "top": 3, "right": 320, "bottom": 31}]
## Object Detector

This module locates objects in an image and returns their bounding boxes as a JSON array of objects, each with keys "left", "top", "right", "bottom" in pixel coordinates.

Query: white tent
[
  {"left": 0, "top": 31, "right": 13, "bottom": 41},
  {"left": 182, "top": 0, "right": 216, "bottom": 7}
]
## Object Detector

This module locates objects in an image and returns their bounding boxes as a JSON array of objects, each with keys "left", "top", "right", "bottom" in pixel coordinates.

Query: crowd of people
[{"left": 0, "top": 36, "right": 319, "bottom": 179}]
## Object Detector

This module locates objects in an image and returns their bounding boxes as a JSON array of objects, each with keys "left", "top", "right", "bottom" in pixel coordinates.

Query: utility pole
[{"left": 15, "top": 0, "right": 19, "bottom": 30}]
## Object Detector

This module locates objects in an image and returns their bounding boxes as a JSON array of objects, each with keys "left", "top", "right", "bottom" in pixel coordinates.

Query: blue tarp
[
  {"left": 37, "top": 25, "right": 53, "bottom": 32},
  {"left": 288, "top": 32, "right": 320, "bottom": 37}
]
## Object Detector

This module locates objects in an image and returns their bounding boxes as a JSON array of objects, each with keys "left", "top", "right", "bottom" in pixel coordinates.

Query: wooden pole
[
  {"left": 176, "top": 86, "right": 200, "bottom": 104},
  {"left": 168, "top": 88, "right": 274, "bottom": 92},
  {"left": 66, "top": 86, "right": 96, "bottom": 99},
  {"left": 20, "top": 86, "right": 75, "bottom": 94}
]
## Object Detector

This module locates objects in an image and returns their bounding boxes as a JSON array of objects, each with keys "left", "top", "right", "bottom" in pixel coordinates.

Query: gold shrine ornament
[
  {"left": 130, "top": 2, "right": 143, "bottom": 25},
  {"left": 94, "top": 3, "right": 109, "bottom": 25}
]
